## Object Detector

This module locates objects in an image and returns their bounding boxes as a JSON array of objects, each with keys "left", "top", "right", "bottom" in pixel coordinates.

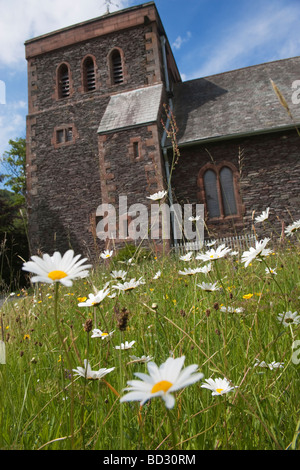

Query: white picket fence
[{"left": 172, "top": 233, "right": 256, "bottom": 254}]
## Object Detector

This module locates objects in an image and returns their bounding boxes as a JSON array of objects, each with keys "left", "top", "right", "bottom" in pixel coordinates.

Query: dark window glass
[
  {"left": 133, "top": 142, "right": 140, "bottom": 159},
  {"left": 203, "top": 169, "right": 220, "bottom": 218},
  {"left": 56, "top": 129, "right": 64, "bottom": 143},
  {"left": 219, "top": 167, "right": 237, "bottom": 216}
]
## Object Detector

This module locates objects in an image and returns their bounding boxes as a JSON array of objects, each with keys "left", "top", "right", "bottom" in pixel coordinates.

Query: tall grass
[{"left": 0, "top": 236, "right": 299, "bottom": 450}]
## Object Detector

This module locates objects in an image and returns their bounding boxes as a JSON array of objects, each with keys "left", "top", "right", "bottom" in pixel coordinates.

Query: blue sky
[{"left": 1, "top": 0, "right": 300, "bottom": 165}]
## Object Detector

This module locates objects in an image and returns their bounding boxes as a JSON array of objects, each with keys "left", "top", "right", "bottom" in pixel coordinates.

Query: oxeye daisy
[
  {"left": 128, "top": 355, "right": 154, "bottom": 364},
  {"left": 120, "top": 356, "right": 204, "bottom": 409},
  {"left": 201, "top": 377, "right": 237, "bottom": 396},
  {"left": 91, "top": 329, "right": 114, "bottom": 339},
  {"left": 254, "top": 359, "right": 284, "bottom": 370},
  {"left": 100, "top": 250, "right": 113, "bottom": 259},
  {"left": 285, "top": 219, "right": 300, "bottom": 237},
  {"left": 265, "top": 267, "right": 277, "bottom": 276},
  {"left": 220, "top": 306, "right": 244, "bottom": 314},
  {"left": 78, "top": 288, "right": 110, "bottom": 307},
  {"left": 22, "top": 250, "right": 92, "bottom": 287},
  {"left": 112, "top": 277, "right": 145, "bottom": 292},
  {"left": 146, "top": 190, "right": 167, "bottom": 201},
  {"left": 179, "top": 252, "right": 193, "bottom": 262},
  {"left": 277, "top": 311, "right": 300, "bottom": 327},
  {"left": 153, "top": 270, "right": 161, "bottom": 280},
  {"left": 198, "top": 263, "right": 212, "bottom": 274},
  {"left": 205, "top": 240, "right": 217, "bottom": 247},
  {"left": 241, "top": 238, "right": 271, "bottom": 267},
  {"left": 115, "top": 340, "right": 136, "bottom": 350},
  {"left": 110, "top": 270, "right": 127, "bottom": 280},
  {"left": 178, "top": 267, "right": 204, "bottom": 276},
  {"left": 197, "top": 281, "right": 220, "bottom": 292},
  {"left": 255, "top": 207, "right": 270, "bottom": 223},
  {"left": 196, "top": 244, "right": 231, "bottom": 262},
  {"left": 73, "top": 359, "right": 115, "bottom": 380}
]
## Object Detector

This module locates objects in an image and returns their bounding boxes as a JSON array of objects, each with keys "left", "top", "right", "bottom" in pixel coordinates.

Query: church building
[{"left": 25, "top": 1, "right": 300, "bottom": 257}]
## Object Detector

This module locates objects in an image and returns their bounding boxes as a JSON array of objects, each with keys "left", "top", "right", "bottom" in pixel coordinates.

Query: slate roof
[
  {"left": 97, "top": 84, "right": 163, "bottom": 134},
  {"left": 171, "top": 56, "right": 300, "bottom": 146}
]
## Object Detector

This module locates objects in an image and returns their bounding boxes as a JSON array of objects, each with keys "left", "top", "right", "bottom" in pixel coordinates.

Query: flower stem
[
  {"left": 214, "top": 261, "right": 228, "bottom": 372},
  {"left": 166, "top": 407, "right": 177, "bottom": 449},
  {"left": 260, "top": 256, "right": 288, "bottom": 309},
  {"left": 53, "top": 282, "right": 74, "bottom": 449},
  {"left": 80, "top": 332, "right": 90, "bottom": 449},
  {"left": 119, "top": 332, "right": 124, "bottom": 449}
]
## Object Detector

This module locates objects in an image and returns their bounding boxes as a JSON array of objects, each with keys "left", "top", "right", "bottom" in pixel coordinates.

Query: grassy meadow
[{"left": 0, "top": 231, "right": 299, "bottom": 451}]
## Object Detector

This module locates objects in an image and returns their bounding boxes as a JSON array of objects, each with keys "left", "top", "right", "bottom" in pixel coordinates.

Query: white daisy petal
[
  {"left": 23, "top": 250, "right": 92, "bottom": 286},
  {"left": 120, "top": 356, "right": 203, "bottom": 409}
]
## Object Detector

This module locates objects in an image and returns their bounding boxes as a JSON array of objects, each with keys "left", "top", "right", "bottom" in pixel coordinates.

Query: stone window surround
[
  {"left": 51, "top": 124, "right": 78, "bottom": 148},
  {"left": 197, "top": 161, "right": 244, "bottom": 221},
  {"left": 80, "top": 54, "right": 99, "bottom": 93},
  {"left": 107, "top": 46, "right": 128, "bottom": 87},
  {"left": 55, "top": 62, "right": 74, "bottom": 100},
  {"left": 128, "top": 136, "right": 144, "bottom": 161},
  {"left": 53, "top": 46, "right": 129, "bottom": 101}
]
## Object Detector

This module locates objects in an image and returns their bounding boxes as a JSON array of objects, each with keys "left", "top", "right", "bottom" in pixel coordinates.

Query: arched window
[
  {"left": 57, "top": 63, "right": 70, "bottom": 99},
  {"left": 198, "top": 162, "right": 242, "bottom": 220},
  {"left": 83, "top": 56, "right": 96, "bottom": 92},
  {"left": 110, "top": 49, "right": 124, "bottom": 84}
]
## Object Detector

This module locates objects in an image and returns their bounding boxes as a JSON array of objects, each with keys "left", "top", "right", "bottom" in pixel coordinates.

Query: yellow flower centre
[
  {"left": 48, "top": 270, "right": 68, "bottom": 281},
  {"left": 151, "top": 380, "right": 173, "bottom": 394},
  {"left": 101, "top": 332, "right": 109, "bottom": 336},
  {"left": 216, "top": 388, "right": 224, "bottom": 394}
]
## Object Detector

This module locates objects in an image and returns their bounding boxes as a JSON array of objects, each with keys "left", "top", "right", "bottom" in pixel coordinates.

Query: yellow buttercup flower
[{"left": 243, "top": 293, "right": 253, "bottom": 299}]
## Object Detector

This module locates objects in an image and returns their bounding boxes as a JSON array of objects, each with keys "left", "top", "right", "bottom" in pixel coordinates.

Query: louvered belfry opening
[
  {"left": 111, "top": 50, "right": 123, "bottom": 84},
  {"left": 84, "top": 57, "right": 96, "bottom": 91},
  {"left": 58, "top": 64, "right": 70, "bottom": 98}
]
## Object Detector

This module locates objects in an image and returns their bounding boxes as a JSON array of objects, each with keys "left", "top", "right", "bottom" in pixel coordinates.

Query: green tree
[
  {"left": 0, "top": 138, "right": 28, "bottom": 291},
  {"left": 1, "top": 137, "right": 26, "bottom": 201}
]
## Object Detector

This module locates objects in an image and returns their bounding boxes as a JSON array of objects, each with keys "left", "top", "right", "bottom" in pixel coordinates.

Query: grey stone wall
[{"left": 170, "top": 129, "right": 300, "bottom": 239}]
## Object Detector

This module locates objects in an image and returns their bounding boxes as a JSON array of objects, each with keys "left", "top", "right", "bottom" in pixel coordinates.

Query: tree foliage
[
  {"left": 0, "top": 138, "right": 28, "bottom": 291},
  {"left": 1, "top": 137, "right": 26, "bottom": 201}
]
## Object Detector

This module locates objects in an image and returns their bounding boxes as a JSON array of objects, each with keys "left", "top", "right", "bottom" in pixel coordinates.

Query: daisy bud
[{"left": 84, "top": 319, "right": 93, "bottom": 333}]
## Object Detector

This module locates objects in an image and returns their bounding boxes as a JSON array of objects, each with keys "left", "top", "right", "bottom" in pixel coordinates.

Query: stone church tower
[{"left": 25, "top": 2, "right": 181, "bottom": 257}]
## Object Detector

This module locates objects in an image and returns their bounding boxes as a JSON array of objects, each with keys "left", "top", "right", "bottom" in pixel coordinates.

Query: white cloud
[
  {"left": 0, "top": 0, "right": 130, "bottom": 68},
  {"left": 185, "top": 3, "right": 300, "bottom": 79},
  {"left": 172, "top": 31, "right": 191, "bottom": 50},
  {"left": 0, "top": 101, "right": 26, "bottom": 160},
  {"left": 0, "top": 0, "right": 130, "bottom": 158}
]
